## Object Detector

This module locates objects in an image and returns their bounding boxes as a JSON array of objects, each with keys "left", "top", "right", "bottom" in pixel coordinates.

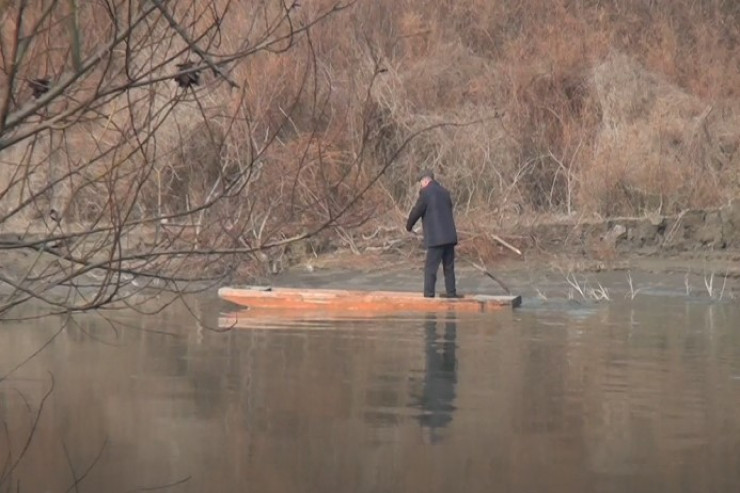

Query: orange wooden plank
[{"left": 217, "top": 286, "right": 521, "bottom": 313}]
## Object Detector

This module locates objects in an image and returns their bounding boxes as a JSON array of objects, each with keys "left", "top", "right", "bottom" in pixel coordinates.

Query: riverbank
[
  {"left": 278, "top": 200, "right": 740, "bottom": 282},
  {"left": 1, "top": 202, "right": 739, "bottom": 313}
]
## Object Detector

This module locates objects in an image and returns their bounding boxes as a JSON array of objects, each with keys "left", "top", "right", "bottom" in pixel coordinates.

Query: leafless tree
[{"left": 0, "top": 0, "right": 447, "bottom": 320}]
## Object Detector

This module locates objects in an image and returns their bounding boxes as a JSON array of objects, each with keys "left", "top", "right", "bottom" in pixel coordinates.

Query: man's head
[{"left": 418, "top": 169, "right": 434, "bottom": 187}]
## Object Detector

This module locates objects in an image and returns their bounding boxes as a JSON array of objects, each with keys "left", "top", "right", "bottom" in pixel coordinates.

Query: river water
[{"left": 1, "top": 273, "right": 740, "bottom": 492}]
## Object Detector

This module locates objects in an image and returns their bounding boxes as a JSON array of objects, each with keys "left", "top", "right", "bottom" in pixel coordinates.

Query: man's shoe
[
  {"left": 440, "top": 293, "right": 462, "bottom": 298},
  {"left": 423, "top": 293, "right": 435, "bottom": 298}
]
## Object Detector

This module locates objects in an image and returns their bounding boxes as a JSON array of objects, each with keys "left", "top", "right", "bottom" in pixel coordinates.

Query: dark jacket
[{"left": 406, "top": 180, "right": 458, "bottom": 248}]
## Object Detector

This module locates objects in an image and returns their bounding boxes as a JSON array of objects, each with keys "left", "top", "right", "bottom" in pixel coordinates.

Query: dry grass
[
  {"left": 348, "top": 0, "right": 740, "bottom": 219},
  {"left": 1, "top": 0, "right": 739, "bottom": 261}
]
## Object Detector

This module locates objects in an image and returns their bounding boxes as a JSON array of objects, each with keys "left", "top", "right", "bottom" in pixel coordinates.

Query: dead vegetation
[{"left": 1, "top": 0, "right": 739, "bottom": 313}]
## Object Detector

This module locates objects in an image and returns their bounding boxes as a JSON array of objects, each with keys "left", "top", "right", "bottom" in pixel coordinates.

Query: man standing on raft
[{"left": 406, "top": 170, "right": 460, "bottom": 298}]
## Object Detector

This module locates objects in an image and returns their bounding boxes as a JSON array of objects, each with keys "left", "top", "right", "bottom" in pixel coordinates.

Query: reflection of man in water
[{"left": 415, "top": 313, "right": 458, "bottom": 443}]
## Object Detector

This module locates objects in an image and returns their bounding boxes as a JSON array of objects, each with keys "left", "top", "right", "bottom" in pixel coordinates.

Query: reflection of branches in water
[
  {"left": 0, "top": 310, "right": 196, "bottom": 492},
  {"left": 0, "top": 317, "right": 68, "bottom": 384},
  {"left": 67, "top": 313, "right": 123, "bottom": 348},
  {"left": 0, "top": 421, "right": 8, "bottom": 491},
  {"left": 172, "top": 285, "right": 235, "bottom": 334},
  {"left": 85, "top": 308, "right": 187, "bottom": 339},
  {"left": 135, "top": 475, "right": 192, "bottom": 491},
  {"left": 0, "top": 371, "right": 55, "bottom": 489},
  {"left": 0, "top": 298, "right": 201, "bottom": 392},
  {"left": 62, "top": 437, "right": 108, "bottom": 493}
]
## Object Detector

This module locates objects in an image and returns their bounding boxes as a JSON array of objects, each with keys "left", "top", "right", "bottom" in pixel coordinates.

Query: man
[{"left": 406, "top": 170, "right": 459, "bottom": 298}]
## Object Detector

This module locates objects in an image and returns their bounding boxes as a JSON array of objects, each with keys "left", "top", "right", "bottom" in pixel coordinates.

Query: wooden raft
[{"left": 218, "top": 286, "right": 521, "bottom": 313}]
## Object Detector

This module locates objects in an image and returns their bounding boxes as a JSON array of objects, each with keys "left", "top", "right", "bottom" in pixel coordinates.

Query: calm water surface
[{"left": 2, "top": 288, "right": 740, "bottom": 492}]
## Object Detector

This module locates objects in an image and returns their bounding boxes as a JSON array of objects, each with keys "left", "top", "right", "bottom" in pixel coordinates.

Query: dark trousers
[{"left": 424, "top": 244, "right": 456, "bottom": 297}]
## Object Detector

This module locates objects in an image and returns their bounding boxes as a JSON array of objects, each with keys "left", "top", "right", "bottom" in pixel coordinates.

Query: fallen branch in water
[
  {"left": 460, "top": 256, "right": 512, "bottom": 294},
  {"left": 490, "top": 233, "right": 522, "bottom": 256}
]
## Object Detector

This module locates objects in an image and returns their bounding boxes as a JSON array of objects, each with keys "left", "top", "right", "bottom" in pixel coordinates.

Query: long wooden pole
[
  {"left": 490, "top": 233, "right": 522, "bottom": 256},
  {"left": 459, "top": 256, "right": 512, "bottom": 295}
]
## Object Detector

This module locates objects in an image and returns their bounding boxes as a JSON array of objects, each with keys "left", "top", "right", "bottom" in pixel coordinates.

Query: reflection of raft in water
[
  {"left": 218, "top": 286, "right": 521, "bottom": 314},
  {"left": 218, "top": 308, "right": 417, "bottom": 330}
]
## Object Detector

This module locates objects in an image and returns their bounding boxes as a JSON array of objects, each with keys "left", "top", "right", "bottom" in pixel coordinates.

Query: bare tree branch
[{"left": 149, "top": 0, "right": 239, "bottom": 88}]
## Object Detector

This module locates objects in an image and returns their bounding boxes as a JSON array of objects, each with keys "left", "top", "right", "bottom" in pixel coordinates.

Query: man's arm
[{"left": 406, "top": 192, "right": 426, "bottom": 231}]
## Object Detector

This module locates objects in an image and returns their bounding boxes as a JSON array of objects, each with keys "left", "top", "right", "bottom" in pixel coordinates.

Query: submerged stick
[
  {"left": 490, "top": 233, "right": 522, "bottom": 256},
  {"left": 460, "top": 256, "right": 512, "bottom": 295}
]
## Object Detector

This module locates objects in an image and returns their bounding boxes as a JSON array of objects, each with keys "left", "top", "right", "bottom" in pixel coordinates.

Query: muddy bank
[
  {"left": 520, "top": 200, "right": 740, "bottom": 259},
  {"left": 1, "top": 200, "right": 739, "bottom": 314}
]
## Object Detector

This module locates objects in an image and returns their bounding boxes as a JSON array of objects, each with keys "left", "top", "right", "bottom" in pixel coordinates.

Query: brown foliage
[
  {"left": 346, "top": 0, "right": 740, "bottom": 219},
  {"left": 4, "top": 0, "right": 738, "bottom": 226},
  {"left": 1, "top": 0, "right": 739, "bottom": 304}
]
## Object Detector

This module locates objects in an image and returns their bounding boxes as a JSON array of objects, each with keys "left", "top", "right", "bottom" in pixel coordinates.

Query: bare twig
[
  {"left": 704, "top": 272, "right": 714, "bottom": 298},
  {"left": 0, "top": 372, "right": 55, "bottom": 487},
  {"left": 626, "top": 271, "right": 643, "bottom": 300},
  {"left": 490, "top": 233, "right": 522, "bottom": 256},
  {"left": 149, "top": 0, "right": 239, "bottom": 89},
  {"left": 462, "top": 256, "right": 511, "bottom": 294}
]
